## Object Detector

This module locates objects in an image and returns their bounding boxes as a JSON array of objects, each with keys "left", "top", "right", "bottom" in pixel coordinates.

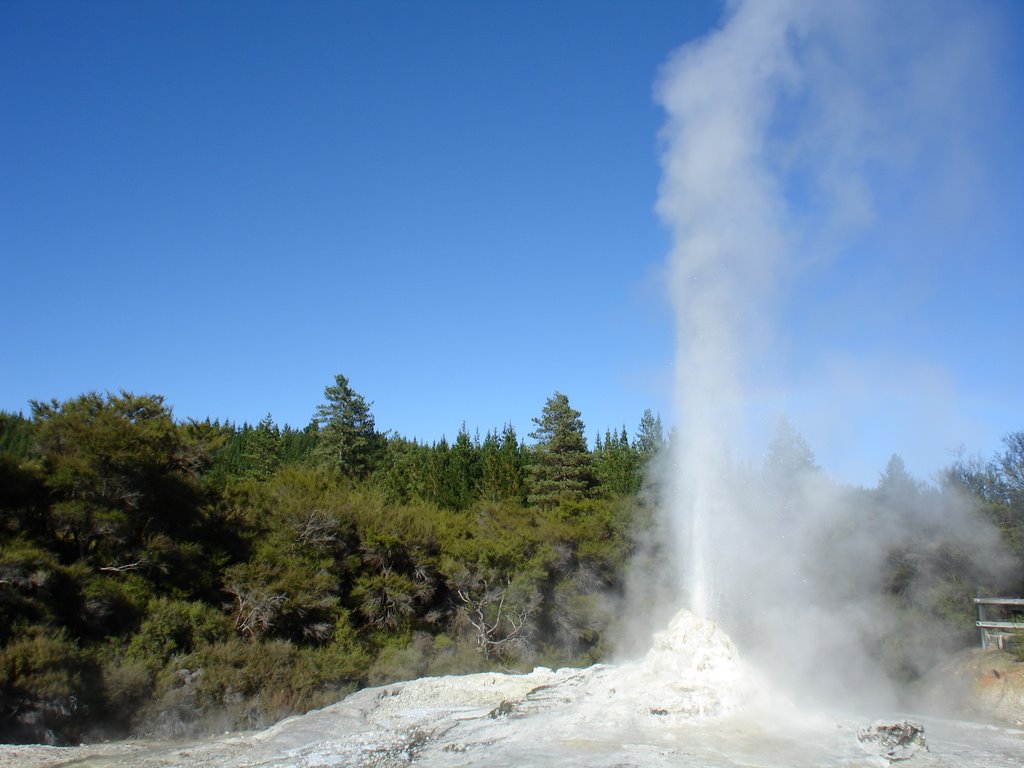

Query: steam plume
[{"left": 654, "top": 0, "right": 1014, "bottom": 708}]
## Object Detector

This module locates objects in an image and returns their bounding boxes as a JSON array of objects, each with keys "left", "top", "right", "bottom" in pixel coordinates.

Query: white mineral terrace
[{"left": 3, "top": 609, "right": 1023, "bottom": 767}]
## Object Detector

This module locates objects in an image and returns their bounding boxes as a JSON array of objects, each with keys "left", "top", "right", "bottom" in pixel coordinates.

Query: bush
[
  {"left": 366, "top": 633, "right": 433, "bottom": 686},
  {"left": 0, "top": 543, "right": 81, "bottom": 643},
  {"left": 140, "top": 638, "right": 295, "bottom": 737},
  {"left": 95, "top": 659, "right": 152, "bottom": 738},
  {"left": 126, "top": 598, "right": 231, "bottom": 672},
  {"left": 138, "top": 624, "right": 370, "bottom": 738},
  {"left": 78, "top": 572, "right": 150, "bottom": 640},
  {"left": 0, "top": 628, "right": 99, "bottom": 744},
  {"left": 424, "top": 634, "right": 491, "bottom": 677}
]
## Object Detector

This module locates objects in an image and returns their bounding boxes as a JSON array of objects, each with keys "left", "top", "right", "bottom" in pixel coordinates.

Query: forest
[{"left": 1, "top": 373, "right": 1022, "bottom": 745}]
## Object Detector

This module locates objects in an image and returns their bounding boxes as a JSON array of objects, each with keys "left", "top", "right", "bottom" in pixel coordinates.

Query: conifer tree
[
  {"left": 594, "top": 425, "right": 640, "bottom": 495},
  {"left": 444, "top": 426, "right": 480, "bottom": 510},
  {"left": 479, "top": 429, "right": 503, "bottom": 502},
  {"left": 634, "top": 409, "right": 665, "bottom": 458},
  {"left": 526, "top": 392, "right": 594, "bottom": 508},
  {"left": 240, "top": 413, "right": 281, "bottom": 480},
  {"left": 498, "top": 424, "right": 524, "bottom": 502},
  {"left": 312, "top": 374, "right": 380, "bottom": 478},
  {"left": 479, "top": 425, "right": 525, "bottom": 503}
]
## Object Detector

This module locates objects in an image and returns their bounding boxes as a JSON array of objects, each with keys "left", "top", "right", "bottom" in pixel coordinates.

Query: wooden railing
[{"left": 974, "top": 597, "right": 1024, "bottom": 650}]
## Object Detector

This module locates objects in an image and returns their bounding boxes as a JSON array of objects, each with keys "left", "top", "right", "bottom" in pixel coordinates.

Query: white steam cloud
[{"left": 653, "top": 0, "right": 1015, "bottom": 710}]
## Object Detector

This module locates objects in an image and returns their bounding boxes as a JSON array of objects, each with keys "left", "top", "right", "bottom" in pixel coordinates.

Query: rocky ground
[
  {"left": 2, "top": 615, "right": 1022, "bottom": 767},
  {"left": 914, "top": 646, "right": 1024, "bottom": 727}
]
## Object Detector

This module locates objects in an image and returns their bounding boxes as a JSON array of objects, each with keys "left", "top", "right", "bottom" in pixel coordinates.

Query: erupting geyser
[
  {"left": 652, "top": 0, "right": 1016, "bottom": 717},
  {"left": 3, "top": 1, "right": 1021, "bottom": 766}
]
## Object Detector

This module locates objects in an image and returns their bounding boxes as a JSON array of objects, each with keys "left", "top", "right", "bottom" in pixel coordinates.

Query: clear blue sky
[{"left": 2, "top": 1, "right": 1022, "bottom": 486}]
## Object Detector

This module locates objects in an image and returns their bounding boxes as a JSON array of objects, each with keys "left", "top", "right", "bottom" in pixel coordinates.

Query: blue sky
[{"left": 2, "top": 1, "right": 1022, "bottom": 486}]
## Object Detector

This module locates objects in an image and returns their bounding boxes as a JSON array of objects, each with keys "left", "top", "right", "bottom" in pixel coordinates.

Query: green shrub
[
  {"left": 96, "top": 658, "right": 152, "bottom": 737},
  {"left": 126, "top": 597, "right": 231, "bottom": 672},
  {"left": 139, "top": 627, "right": 368, "bottom": 738},
  {"left": 314, "top": 611, "right": 371, "bottom": 684},
  {"left": 424, "top": 634, "right": 491, "bottom": 677},
  {"left": 0, "top": 628, "right": 99, "bottom": 744},
  {"left": 366, "top": 633, "right": 433, "bottom": 686},
  {"left": 78, "top": 572, "right": 150, "bottom": 639}
]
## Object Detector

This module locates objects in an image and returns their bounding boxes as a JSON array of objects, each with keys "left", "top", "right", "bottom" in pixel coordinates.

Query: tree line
[
  {"left": 0, "top": 373, "right": 1021, "bottom": 744},
  {"left": 206, "top": 376, "right": 666, "bottom": 507},
  {"left": 0, "top": 377, "right": 664, "bottom": 744}
]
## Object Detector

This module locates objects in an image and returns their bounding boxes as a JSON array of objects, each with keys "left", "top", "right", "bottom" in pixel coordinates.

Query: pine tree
[
  {"left": 594, "top": 425, "right": 640, "bottom": 495},
  {"left": 498, "top": 424, "right": 525, "bottom": 502},
  {"left": 437, "top": 426, "right": 479, "bottom": 510},
  {"left": 278, "top": 421, "right": 319, "bottom": 466},
  {"left": 479, "top": 424, "right": 525, "bottom": 503},
  {"left": 526, "top": 392, "right": 594, "bottom": 508},
  {"left": 479, "top": 429, "right": 502, "bottom": 502},
  {"left": 312, "top": 374, "right": 380, "bottom": 478},
  {"left": 240, "top": 413, "right": 281, "bottom": 480},
  {"left": 634, "top": 409, "right": 665, "bottom": 458}
]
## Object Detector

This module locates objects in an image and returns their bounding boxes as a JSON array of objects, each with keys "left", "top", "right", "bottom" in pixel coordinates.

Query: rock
[
  {"left": 487, "top": 700, "right": 515, "bottom": 718},
  {"left": 857, "top": 720, "right": 927, "bottom": 763}
]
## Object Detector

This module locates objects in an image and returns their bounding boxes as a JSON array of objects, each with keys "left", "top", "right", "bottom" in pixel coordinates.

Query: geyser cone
[{"left": 635, "top": 607, "right": 756, "bottom": 718}]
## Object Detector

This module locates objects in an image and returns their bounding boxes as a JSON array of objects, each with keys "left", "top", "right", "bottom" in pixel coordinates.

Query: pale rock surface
[{"left": 3, "top": 610, "right": 1024, "bottom": 767}]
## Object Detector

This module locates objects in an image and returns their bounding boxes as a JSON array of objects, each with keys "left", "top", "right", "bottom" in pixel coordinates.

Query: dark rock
[
  {"left": 487, "top": 700, "right": 515, "bottom": 718},
  {"left": 857, "top": 720, "right": 927, "bottom": 762}
]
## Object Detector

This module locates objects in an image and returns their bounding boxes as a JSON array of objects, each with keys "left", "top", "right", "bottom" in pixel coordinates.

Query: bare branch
[
  {"left": 295, "top": 510, "right": 340, "bottom": 548},
  {"left": 99, "top": 560, "right": 145, "bottom": 573},
  {"left": 226, "top": 582, "right": 287, "bottom": 637},
  {"left": 454, "top": 576, "right": 536, "bottom": 658}
]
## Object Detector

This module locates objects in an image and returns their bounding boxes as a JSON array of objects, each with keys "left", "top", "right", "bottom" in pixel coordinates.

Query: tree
[
  {"left": 239, "top": 414, "right": 282, "bottom": 480},
  {"left": 763, "top": 417, "right": 817, "bottom": 485},
  {"left": 419, "top": 428, "right": 483, "bottom": 510},
  {"left": 0, "top": 411, "right": 31, "bottom": 458},
  {"left": 449, "top": 567, "right": 539, "bottom": 661},
  {"left": 278, "top": 421, "right": 319, "bottom": 466},
  {"left": 877, "top": 454, "right": 919, "bottom": 497},
  {"left": 497, "top": 425, "right": 525, "bottom": 502},
  {"left": 593, "top": 426, "right": 640, "bottom": 496},
  {"left": 994, "top": 431, "right": 1024, "bottom": 508},
  {"left": 312, "top": 374, "right": 380, "bottom": 478},
  {"left": 377, "top": 435, "right": 425, "bottom": 504},
  {"left": 942, "top": 432, "right": 1024, "bottom": 563},
  {"left": 987, "top": 433, "right": 1024, "bottom": 560},
  {"left": 759, "top": 417, "right": 820, "bottom": 536},
  {"left": 526, "top": 392, "right": 594, "bottom": 508},
  {"left": 442, "top": 426, "right": 480, "bottom": 510},
  {"left": 29, "top": 392, "right": 207, "bottom": 582},
  {"left": 479, "top": 425, "right": 524, "bottom": 504},
  {"left": 634, "top": 409, "right": 665, "bottom": 458}
]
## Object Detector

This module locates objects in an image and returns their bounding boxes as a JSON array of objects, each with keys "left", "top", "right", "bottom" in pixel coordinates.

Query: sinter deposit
[{"left": 3, "top": 609, "right": 1023, "bottom": 768}]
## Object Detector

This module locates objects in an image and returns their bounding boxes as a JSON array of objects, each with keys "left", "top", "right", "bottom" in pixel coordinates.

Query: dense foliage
[
  {"left": 0, "top": 381, "right": 1021, "bottom": 744},
  {"left": 0, "top": 386, "right": 660, "bottom": 743}
]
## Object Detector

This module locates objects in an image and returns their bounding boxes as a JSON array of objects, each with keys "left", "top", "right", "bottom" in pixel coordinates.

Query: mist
[{"left": 651, "top": 0, "right": 1017, "bottom": 711}]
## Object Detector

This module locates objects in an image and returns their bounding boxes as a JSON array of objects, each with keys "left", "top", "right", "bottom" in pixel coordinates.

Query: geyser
[
  {"left": 652, "top": 0, "right": 1012, "bottom": 711},
  {"left": 3, "top": 4, "right": 1020, "bottom": 767}
]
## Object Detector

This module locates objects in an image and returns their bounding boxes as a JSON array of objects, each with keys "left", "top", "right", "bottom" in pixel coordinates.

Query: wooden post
[{"left": 974, "top": 597, "right": 1024, "bottom": 650}]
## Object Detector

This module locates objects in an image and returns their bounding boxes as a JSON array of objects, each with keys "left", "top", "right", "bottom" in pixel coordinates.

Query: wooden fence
[{"left": 974, "top": 597, "right": 1024, "bottom": 650}]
